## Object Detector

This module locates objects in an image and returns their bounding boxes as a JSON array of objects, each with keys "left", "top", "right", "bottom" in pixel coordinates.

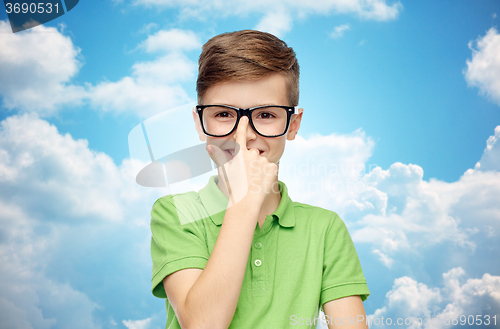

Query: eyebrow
[{"left": 211, "top": 103, "right": 282, "bottom": 108}]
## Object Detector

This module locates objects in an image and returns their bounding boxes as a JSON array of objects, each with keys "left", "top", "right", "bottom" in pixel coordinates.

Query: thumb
[{"left": 207, "top": 144, "right": 231, "bottom": 168}]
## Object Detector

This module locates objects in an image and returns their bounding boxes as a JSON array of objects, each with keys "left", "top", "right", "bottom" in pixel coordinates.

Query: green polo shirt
[{"left": 151, "top": 175, "right": 369, "bottom": 328}]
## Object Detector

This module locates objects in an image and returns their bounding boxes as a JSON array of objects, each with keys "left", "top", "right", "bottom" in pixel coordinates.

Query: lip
[
  {"left": 223, "top": 148, "right": 264, "bottom": 159},
  {"left": 245, "top": 148, "right": 264, "bottom": 157},
  {"left": 223, "top": 148, "right": 235, "bottom": 160}
]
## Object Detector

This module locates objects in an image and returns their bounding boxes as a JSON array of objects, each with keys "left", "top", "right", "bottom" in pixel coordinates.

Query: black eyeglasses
[{"left": 195, "top": 104, "right": 298, "bottom": 138}]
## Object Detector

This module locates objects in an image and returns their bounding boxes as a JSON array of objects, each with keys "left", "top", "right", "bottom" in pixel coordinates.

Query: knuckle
[{"left": 266, "top": 163, "right": 277, "bottom": 173}]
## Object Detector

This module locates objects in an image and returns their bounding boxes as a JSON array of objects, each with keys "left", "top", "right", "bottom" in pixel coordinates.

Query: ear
[
  {"left": 192, "top": 107, "right": 206, "bottom": 142},
  {"left": 286, "top": 108, "right": 303, "bottom": 141}
]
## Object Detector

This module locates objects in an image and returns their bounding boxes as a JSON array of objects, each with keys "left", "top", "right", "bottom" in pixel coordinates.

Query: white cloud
[
  {"left": 435, "top": 269, "right": 500, "bottom": 328},
  {"left": 123, "top": 318, "right": 152, "bottom": 329},
  {"left": 330, "top": 24, "right": 350, "bottom": 38},
  {"left": 0, "top": 20, "right": 85, "bottom": 115},
  {"left": 355, "top": 0, "right": 402, "bottom": 20},
  {"left": 0, "top": 196, "right": 101, "bottom": 329},
  {"left": 132, "top": 53, "right": 197, "bottom": 85},
  {"left": 372, "top": 276, "right": 441, "bottom": 323},
  {"left": 139, "top": 22, "right": 159, "bottom": 34},
  {"left": 280, "top": 128, "right": 375, "bottom": 211},
  {"left": 475, "top": 125, "right": 500, "bottom": 171},
  {"left": 281, "top": 126, "right": 500, "bottom": 268},
  {"left": 349, "top": 161, "right": 500, "bottom": 266},
  {"left": 134, "top": 0, "right": 402, "bottom": 21},
  {"left": 370, "top": 268, "right": 500, "bottom": 329},
  {"left": 0, "top": 23, "right": 197, "bottom": 118},
  {"left": 465, "top": 27, "right": 500, "bottom": 107},
  {"left": 88, "top": 29, "right": 198, "bottom": 117},
  {"left": 372, "top": 249, "right": 394, "bottom": 268},
  {"left": 88, "top": 75, "right": 192, "bottom": 118},
  {"left": 0, "top": 112, "right": 136, "bottom": 222},
  {"left": 129, "top": 0, "right": 402, "bottom": 34},
  {"left": 255, "top": 10, "right": 293, "bottom": 38},
  {"left": 0, "top": 114, "right": 167, "bottom": 327},
  {"left": 352, "top": 163, "right": 473, "bottom": 250},
  {"left": 140, "top": 28, "right": 201, "bottom": 53},
  {"left": 355, "top": 126, "right": 500, "bottom": 260}
]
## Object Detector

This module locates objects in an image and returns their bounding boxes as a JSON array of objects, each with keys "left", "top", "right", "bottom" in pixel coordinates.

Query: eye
[
  {"left": 257, "top": 112, "right": 275, "bottom": 119},
  {"left": 215, "top": 111, "right": 233, "bottom": 118}
]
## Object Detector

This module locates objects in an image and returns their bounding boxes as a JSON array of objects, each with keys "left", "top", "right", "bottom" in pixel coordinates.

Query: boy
[{"left": 150, "top": 30, "right": 370, "bottom": 328}]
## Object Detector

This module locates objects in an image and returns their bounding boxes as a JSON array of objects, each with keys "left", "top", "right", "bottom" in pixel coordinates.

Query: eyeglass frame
[{"left": 195, "top": 104, "right": 299, "bottom": 138}]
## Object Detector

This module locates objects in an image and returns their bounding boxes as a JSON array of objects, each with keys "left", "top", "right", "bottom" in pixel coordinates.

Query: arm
[
  {"left": 162, "top": 116, "right": 277, "bottom": 329},
  {"left": 320, "top": 214, "right": 370, "bottom": 328},
  {"left": 163, "top": 197, "right": 261, "bottom": 329},
  {"left": 323, "top": 295, "right": 368, "bottom": 329}
]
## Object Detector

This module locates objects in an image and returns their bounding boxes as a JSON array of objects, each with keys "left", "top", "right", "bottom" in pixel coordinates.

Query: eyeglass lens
[{"left": 202, "top": 106, "right": 288, "bottom": 137}]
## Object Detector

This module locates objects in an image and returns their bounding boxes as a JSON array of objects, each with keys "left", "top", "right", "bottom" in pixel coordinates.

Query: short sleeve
[
  {"left": 320, "top": 213, "right": 370, "bottom": 311},
  {"left": 150, "top": 196, "right": 209, "bottom": 299}
]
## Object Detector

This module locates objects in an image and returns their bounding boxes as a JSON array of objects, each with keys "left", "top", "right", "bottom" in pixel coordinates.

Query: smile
[{"left": 223, "top": 148, "right": 264, "bottom": 158}]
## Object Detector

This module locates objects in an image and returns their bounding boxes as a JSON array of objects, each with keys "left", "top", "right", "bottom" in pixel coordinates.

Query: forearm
[{"left": 182, "top": 196, "right": 262, "bottom": 329}]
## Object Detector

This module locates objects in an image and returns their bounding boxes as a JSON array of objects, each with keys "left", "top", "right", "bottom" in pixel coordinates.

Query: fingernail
[{"left": 206, "top": 145, "right": 212, "bottom": 153}]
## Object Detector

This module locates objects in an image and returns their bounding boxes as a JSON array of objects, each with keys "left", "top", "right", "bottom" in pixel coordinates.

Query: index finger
[{"left": 235, "top": 116, "right": 248, "bottom": 151}]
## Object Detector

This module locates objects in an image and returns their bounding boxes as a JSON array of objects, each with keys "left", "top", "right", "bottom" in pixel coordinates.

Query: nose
[
  {"left": 245, "top": 119, "right": 257, "bottom": 139},
  {"left": 232, "top": 115, "right": 257, "bottom": 141}
]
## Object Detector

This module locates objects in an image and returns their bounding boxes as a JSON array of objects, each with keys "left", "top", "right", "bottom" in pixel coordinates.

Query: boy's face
[{"left": 193, "top": 73, "right": 303, "bottom": 165}]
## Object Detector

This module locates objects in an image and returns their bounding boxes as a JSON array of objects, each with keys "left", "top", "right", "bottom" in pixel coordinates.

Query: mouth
[
  {"left": 247, "top": 147, "right": 264, "bottom": 154},
  {"left": 223, "top": 148, "right": 264, "bottom": 159}
]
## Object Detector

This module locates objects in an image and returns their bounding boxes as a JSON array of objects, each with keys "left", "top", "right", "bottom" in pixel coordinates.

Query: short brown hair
[{"left": 197, "top": 30, "right": 300, "bottom": 106}]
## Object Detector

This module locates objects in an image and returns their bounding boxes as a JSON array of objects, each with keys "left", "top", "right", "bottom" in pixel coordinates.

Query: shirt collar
[{"left": 198, "top": 175, "right": 295, "bottom": 228}]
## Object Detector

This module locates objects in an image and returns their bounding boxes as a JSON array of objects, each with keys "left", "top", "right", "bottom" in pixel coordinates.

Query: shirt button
[
  {"left": 254, "top": 259, "right": 262, "bottom": 267},
  {"left": 254, "top": 242, "right": 262, "bottom": 249}
]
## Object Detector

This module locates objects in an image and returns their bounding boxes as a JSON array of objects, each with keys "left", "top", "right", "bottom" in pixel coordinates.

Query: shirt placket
[{"left": 251, "top": 216, "right": 273, "bottom": 298}]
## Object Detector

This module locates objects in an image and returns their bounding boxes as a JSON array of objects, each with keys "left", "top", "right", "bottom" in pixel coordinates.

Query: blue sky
[{"left": 0, "top": 0, "right": 499, "bottom": 328}]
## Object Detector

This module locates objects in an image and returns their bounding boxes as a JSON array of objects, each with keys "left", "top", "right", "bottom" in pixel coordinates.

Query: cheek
[
  {"left": 269, "top": 139, "right": 286, "bottom": 155},
  {"left": 207, "top": 135, "right": 238, "bottom": 151}
]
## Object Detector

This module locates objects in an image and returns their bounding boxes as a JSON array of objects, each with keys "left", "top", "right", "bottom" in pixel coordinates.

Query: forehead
[{"left": 203, "top": 73, "right": 288, "bottom": 108}]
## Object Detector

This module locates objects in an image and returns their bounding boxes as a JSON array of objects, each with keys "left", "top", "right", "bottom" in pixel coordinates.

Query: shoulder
[
  {"left": 152, "top": 191, "right": 199, "bottom": 209},
  {"left": 292, "top": 201, "right": 340, "bottom": 221},
  {"left": 151, "top": 191, "right": 203, "bottom": 224},
  {"left": 291, "top": 201, "right": 342, "bottom": 230}
]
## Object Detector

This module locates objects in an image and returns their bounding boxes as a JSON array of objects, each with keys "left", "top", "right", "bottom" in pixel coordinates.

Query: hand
[{"left": 207, "top": 116, "right": 278, "bottom": 207}]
